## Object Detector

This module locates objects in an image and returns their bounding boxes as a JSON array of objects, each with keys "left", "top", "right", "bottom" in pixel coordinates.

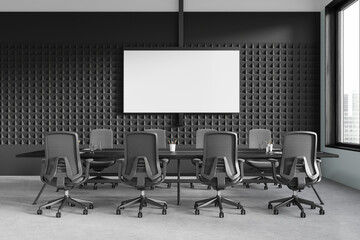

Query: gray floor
[{"left": 0, "top": 176, "right": 359, "bottom": 240}]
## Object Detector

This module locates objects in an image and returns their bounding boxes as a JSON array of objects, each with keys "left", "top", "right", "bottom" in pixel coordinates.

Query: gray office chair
[
  {"left": 85, "top": 129, "right": 117, "bottom": 189},
  {"left": 267, "top": 131, "right": 325, "bottom": 218},
  {"left": 37, "top": 132, "right": 94, "bottom": 218},
  {"left": 190, "top": 129, "right": 217, "bottom": 189},
  {"left": 245, "top": 129, "right": 280, "bottom": 190},
  {"left": 145, "top": 129, "right": 166, "bottom": 148},
  {"left": 193, "top": 131, "right": 246, "bottom": 218},
  {"left": 145, "top": 129, "right": 171, "bottom": 188},
  {"left": 116, "top": 132, "right": 169, "bottom": 218}
]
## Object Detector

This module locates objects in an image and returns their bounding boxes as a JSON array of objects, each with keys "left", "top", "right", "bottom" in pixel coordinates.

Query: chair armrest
[
  {"left": 160, "top": 158, "right": 169, "bottom": 177},
  {"left": 193, "top": 158, "right": 202, "bottom": 178},
  {"left": 237, "top": 158, "right": 245, "bottom": 182},
  {"left": 315, "top": 159, "right": 322, "bottom": 182},
  {"left": 268, "top": 158, "right": 278, "bottom": 163},
  {"left": 83, "top": 158, "right": 94, "bottom": 164},
  {"left": 160, "top": 158, "right": 169, "bottom": 164},
  {"left": 40, "top": 159, "right": 46, "bottom": 182},
  {"left": 193, "top": 158, "right": 202, "bottom": 164},
  {"left": 117, "top": 158, "right": 125, "bottom": 179},
  {"left": 268, "top": 158, "right": 282, "bottom": 184},
  {"left": 296, "top": 156, "right": 319, "bottom": 181},
  {"left": 82, "top": 158, "right": 94, "bottom": 182}
]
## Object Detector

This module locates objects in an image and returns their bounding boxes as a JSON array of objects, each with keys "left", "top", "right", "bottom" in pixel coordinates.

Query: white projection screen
[{"left": 123, "top": 50, "right": 240, "bottom": 113}]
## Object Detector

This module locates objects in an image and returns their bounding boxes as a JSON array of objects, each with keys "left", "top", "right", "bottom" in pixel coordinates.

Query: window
[
  {"left": 326, "top": 0, "right": 360, "bottom": 150},
  {"left": 337, "top": 0, "right": 360, "bottom": 145}
]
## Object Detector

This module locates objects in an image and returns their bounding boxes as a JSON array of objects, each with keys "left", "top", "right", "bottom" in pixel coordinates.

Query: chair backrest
[
  {"left": 201, "top": 132, "right": 240, "bottom": 182},
  {"left": 280, "top": 131, "right": 317, "bottom": 179},
  {"left": 145, "top": 129, "right": 166, "bottom": 148},
  {"left": 196, "top": 129, "right": 217, "bottom": 148},
  {"left": 90, "top": 129, "right": 113, "bottom": 149},
  {"left": 249, "top": 129, "right": 271, "bottom": 149},
  {"left": 44, "top": 132, "right": 82, "bottom": 181},
  {"left": 123, "top": 132, "right": 161, "bottom": 181}
]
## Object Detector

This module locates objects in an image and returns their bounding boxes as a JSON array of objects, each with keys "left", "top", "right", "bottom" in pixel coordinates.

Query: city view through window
[{"left": 341, "top": 0, "right": 359, "bottom": 144}]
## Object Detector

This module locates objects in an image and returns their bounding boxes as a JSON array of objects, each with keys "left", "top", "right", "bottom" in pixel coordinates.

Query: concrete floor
[{"left": 0, "top": 176, "right": 359, "bottom": 240}]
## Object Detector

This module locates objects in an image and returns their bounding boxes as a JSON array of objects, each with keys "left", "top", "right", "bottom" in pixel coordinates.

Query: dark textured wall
[{"left": 0, "top": 12, "right": 320, "bottom": 174}]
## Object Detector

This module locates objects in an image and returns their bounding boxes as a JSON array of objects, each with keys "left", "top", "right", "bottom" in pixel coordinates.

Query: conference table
[{"left": 17, "top": 148, "right": 339, "bottom": 205}]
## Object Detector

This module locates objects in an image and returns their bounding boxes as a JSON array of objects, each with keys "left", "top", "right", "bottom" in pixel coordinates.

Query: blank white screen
[{"left": 124, "top": 50, "right": 239, "bottom": 113}]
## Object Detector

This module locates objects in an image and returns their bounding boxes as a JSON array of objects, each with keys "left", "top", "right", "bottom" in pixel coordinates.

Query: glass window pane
[{"left": 341, "top": 0, "right": 360, "bottom": 144}]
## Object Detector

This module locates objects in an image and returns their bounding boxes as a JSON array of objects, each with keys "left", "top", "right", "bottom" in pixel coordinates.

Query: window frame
[{"left": 325, "top": 0, "right": 360, "bottom": 152}]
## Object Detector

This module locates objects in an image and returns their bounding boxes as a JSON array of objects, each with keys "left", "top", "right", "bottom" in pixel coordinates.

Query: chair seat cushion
[
  {"left": 84, "top": 159, "right": 116, "bottom": 172},
  {"left": 90, "top": 160, "right": 116, "bottom": 168},
  {"left": 42, "top": 175, "right": 86, "bottom": 189},
  {"left": 121, "top": 175, "right": 165, "bottom": 189},
  {"left": 198, "top": 175, "right": 240, "bottom": 190},
  {"left": 246, "top": 159, "right": 279, "bottom": 169}
]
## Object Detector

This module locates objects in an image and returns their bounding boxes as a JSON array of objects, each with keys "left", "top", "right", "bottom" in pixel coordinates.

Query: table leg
[
  {"left": 33, "top": 183, "right": 46, "bottom": 205},
  {"left": 177, "top": 158, "right": 181, "bottom": 205},
  {"left": 311, "top": 185, "right": 324, "bottom": 205}
]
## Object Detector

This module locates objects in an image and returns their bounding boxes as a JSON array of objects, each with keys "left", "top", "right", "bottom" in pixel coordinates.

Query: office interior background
[
  {"left": 1, "top": 0, "right": 359, "bottom": 190},
  {"left": 0, "top": 0, "right": 360, "bottom": 239}
]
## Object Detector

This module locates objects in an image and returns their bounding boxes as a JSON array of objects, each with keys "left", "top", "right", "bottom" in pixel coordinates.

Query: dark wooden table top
[{"left": 16, "top": 148, "right": 339, "bottom": 160}]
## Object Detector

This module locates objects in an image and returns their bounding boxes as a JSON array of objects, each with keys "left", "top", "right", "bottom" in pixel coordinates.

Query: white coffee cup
[
  {"left": 169, "top": 144, "right": 176, "bottom": 152},
  {"left": 266, "top": 143, "right": 273, "bottom": 153}
]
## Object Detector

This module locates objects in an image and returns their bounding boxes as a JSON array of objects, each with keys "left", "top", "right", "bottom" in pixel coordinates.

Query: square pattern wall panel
[{"left": 0, "top": 43, "right": 320, "bottom": 145}]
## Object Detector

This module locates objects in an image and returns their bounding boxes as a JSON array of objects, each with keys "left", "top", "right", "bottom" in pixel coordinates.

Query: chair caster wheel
[
  {"left": 207, "top": 186, "right": 211, "bottom": 190},
  {"left": 89, "top": 204, "right": 94, "bottom": 209},
  {"left": 194, "top": 204, "right": 198, "bottom": 209},
  {"left": 278, "top": 184, "right": 282, "bottom": 188},
  {"left": 311, "top": 205, "right": 316, "bottom": 209},
  {"left": 116, "top": 209, "right": 121, "bottom": 215},
  {"left": 219, "top": 211, "right": 224, "bottom": 218},
  {"left": 83, "top": 209, "right": 88, "bottom": 215},
  {"left": 190, "top": 183, "right": 194, "bottom": 189},
  {"left": 167, "top": 183, "right": 171, "bottom": 188},
  {"left": 37, "top": 209, "right": 42, "bottom": 215},
  {"left": 83, "top": 183, "right": 87, "bottom": 186},
  {"left": 274, "top": 209, "right": 279, "bottom": 215},
  {"left": 46, "top": 206, "right": 51, "bottom": 209},
  {"left": 240, "top": 209, "right": 246, "bottom": 215},
  {"left": 268, "top": 204, "right": 273, "bottom": 209},
  {"left": 163, "top": 204, "right": 167, "bottom": 209},
  {"left": 70, "top": 203, "right": 76, "bottom": 207},
  {"left": 264, "top": 185, "right": 268, "bottom": 190},
  {"left": 56, "top": 212, "right": 61, "bottom": 218},
  {"left": 93, "top": 185, "right": 97, "bottom": 190},
  {"left": 300, "top": 212, "right": 306, "bottom": 218},
  {"left": 111, "top": 184, "right": 116, "bottom": 189},
  {"left": 138, "top": 212, "right": 143, "bottom": 218},
  {"left": 195, "top": 209, "right": 200, "bottom": 215},
  {"left": 162, "top": 209, "right": 167, "bottom": 215},
  {"left": 150, "top": 186, "right": 155, "bottom": 190},
  {"left": 286, "top": 203, "right": 291, "bottom": 207},
  {"left": 319, "top": 209, "right": 325, "bottom": 215},
  {"left": 245, "top": 184, "right": 250, "bottom": 189}
]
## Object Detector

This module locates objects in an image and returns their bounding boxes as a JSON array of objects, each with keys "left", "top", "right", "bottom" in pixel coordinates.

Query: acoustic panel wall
[{"left": 0, "top": 42, "right": 319, "bottom": 146}]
